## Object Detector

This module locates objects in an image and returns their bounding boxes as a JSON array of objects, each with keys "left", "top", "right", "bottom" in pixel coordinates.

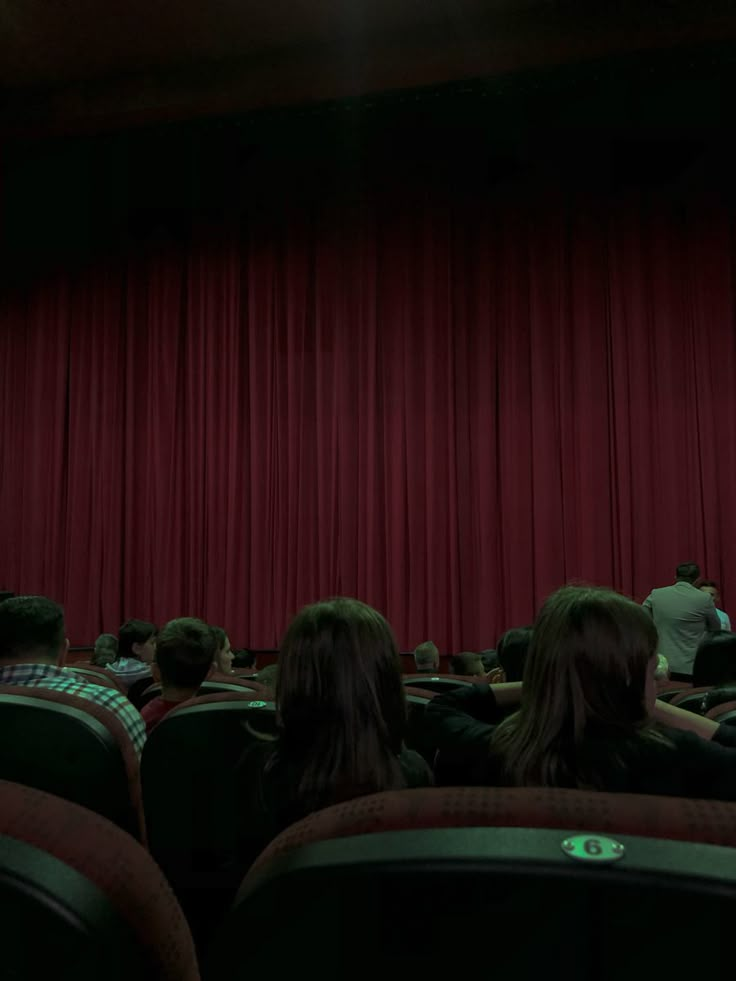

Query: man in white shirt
[
  {"left": 699, "top": 579, "right": 731, "bottom": 632},
  {"left": 643, "top": 563, "right": 721, "bottom": 678}
]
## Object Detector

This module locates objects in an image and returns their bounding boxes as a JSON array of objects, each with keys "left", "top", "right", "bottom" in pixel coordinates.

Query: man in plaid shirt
[{"left": 0, "top": 595, "right": 146, "bottom": 757}]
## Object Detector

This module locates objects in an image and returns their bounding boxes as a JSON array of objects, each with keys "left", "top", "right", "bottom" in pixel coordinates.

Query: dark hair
[
  {"left": 699, "top": 579, "right": 719, "bottom": 591},
  {"left": 92, "top": 633, "right": 118, "bottom": 667},
  {"left": 450, "top": 652, "right": 484, "bottom": 676},
  {"left": 232, "top": 649, "right": 256, "bottom": 669},
  {"left": 413, "top": 641, "right": 439, "bottom": 670},
  {"left": 118, "top": 619, "right": 156, "bottom": 661},
  {"left": 155, "top": 618, "right": 217, "bottom": 689},
  {"left": 496, "top": 627, "right": 534, "bottom": 683},
  {"left": 275, "top": 597, "right": 407, "bottom": 812},
  {"left": 692, "top": 632, "right": 736, "bottom": 687},
  {"left": 211, "top": 626, "right": 227, "bottom": 651},
  {"left": 0, "top": 596, "right": 65, "bottom": 662},
  {"left": 676, "top": 563, "right": 700, "bottom": 583},
  {"left": 491, "top": 586, "right": 665, "bottom": 788}
]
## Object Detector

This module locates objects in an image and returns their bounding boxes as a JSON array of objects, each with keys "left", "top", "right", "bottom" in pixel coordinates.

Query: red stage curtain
[{"left": 1, "top": 183, "right": 735, "bottom": 650}]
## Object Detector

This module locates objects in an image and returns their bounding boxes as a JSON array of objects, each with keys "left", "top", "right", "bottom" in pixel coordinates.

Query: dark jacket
[{"left": 424, "top": 683, "right": 736, "bottom": 799}]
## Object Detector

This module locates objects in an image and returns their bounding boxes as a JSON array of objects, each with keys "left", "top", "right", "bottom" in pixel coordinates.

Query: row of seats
[{"left": 4, "top": 779, "right": 736, "bottom": 980}]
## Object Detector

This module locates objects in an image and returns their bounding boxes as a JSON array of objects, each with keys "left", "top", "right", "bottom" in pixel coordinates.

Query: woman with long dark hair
[
  {"left": 426, "top": 585, "right": 736, "bottom": 797},
  {"left": 238, "top": 597, "right": 431, "bottom": 841}
]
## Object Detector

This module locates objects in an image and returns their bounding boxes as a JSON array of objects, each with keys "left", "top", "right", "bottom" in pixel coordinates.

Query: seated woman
[
  {"left": 91, "top": 632, "right": 118, "bottom": 668},
  {"left": 425, "top": 585, "right": 736, "bottom": 797},
  {"left": 237, "top": 597, "right": 432, "bottom": 853},
  {"left": 107, "top": 619, "right": 157, "bottom": 690},
  {"left": 211, "top": 626, "right": 234, "bottom": 676}
]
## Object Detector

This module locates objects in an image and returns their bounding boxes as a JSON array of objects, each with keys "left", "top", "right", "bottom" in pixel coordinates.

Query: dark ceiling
[{"left": 1, "top": 0, "right": 736, "bottom": 136}]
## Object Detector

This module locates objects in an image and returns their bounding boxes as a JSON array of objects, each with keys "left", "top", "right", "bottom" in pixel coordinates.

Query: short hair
[
  {"left": 675, "top": 563, "right": 700, "bottom": 583},
  {"left": 692, "top": 632, "right": 736, "bottom": 687},
  {"left": 0, "top": 596, "right": 65, "bottom": 662},
  {"left": 232, "top": 649, "right": 256, "bottom": 669},
  {"left": 450, "top": 651, "right": 484, "bottom": 676},
  {"left": 413, "top": 641, "right": 439, "bottom": 671},
  {"left": 155, "top": 618, "right": 217, "bottom": 689},
  {"left": 699, "top": 579, "right": 719, "bottom": 591},
  {"left": 118, "top": 619, "right": 157, "bottom": 661},
  {"left": 92, "top": 633, "right": 118, "bottom": 667},
  {"left": 496, "top": 627, "right": 534, "bottom": 683}
]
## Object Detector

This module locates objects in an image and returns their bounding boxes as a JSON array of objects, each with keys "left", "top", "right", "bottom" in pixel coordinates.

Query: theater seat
[
  {"left": 401, "top": 674, "right": 476, "bottom": 693},
  {"left": 670, "top": 686, "right": 714, "bottom": 713},
  {"left": 136, "top": 678, "right": 267, "bottom": 709},
  {"left": 655, "top": 687, "right": 692, "bottom": 703},
  {"left": 705, "top": 701, "right": 736, "bottom": 724},
  {"left": 702, "top": 686, "right": 736, "bottom": 716},
  {"left": 209, "top": 787, "right": 736, "bottom": 979},
  {"left": 0, "top": 685, "right": 145, "bottom": 840},
  {"left": 0, "top": 779, "right": 198, "bottom": 981},
  {"left": 69, "top": 664, "right": 124, "bottom": 692},
  {"left": 141, "top": 692, "right": 277, "bottom": 951}
]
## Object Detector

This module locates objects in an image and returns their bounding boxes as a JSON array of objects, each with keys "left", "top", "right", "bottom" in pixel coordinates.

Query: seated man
[
  {"left": 0, "top": 595, "right": 146, "bottom": 757},
  {"left": 450, "top": 651, "right": 487, "bottom": 679},
  {"left": 413, "top": 641, "right": 440, "bottom": 673},
  {"left": 141, "top": 617, "right": 217, "bottom": 733}
]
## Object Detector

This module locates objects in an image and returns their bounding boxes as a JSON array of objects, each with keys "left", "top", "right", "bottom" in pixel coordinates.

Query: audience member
[
  {"left": 643, "top": 563, "right": 720, "bottom": 677},
  {"left": 413, "top": 640, "right": 440, "bottom": 673},
  {"left": 255, "top": 663, "right": 279, "bottom": 691},
  {"left": 496, "top": 627, "right": 533, "bottom": 683},
  {"left": 424, "top": 585, "right": 736, "bottom": 797},
  {"left": 0, "top": 596, "right": 146, "bottom": 756},
  {"left": 92, "top": 632, "right": 118, "bottom": 668},
  {"left": 141, "top": 618, "right": 217, "bottom": 733},
  {"left": 211, "top": 626, "right": 234, "bottom": 675},
  {"left": 108, "top": 619, "right": 157, "bottom": 690},
  {"left": 699, "top": 580, "right": 731, "bottom": 631},
  {"left": 237, "top": 598, "right": 432, "bottom": 856},
  {"left": 692, "top": 632, "right": 736, "bottom": 688},
  {"left": 232, "top": 649, "right": 256, "bottom": 670},
  {"left": 450, "top": 651, "right": 486, "bottom": 679},
  {"left": 654, "top": 653, "right": 671, "bottom": 691}
]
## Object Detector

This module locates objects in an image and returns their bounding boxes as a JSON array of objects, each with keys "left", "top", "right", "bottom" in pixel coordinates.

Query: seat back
[
  {"left": 401, "top": 674, "right": 476, "bottom": 693},
  {"left": 0, "top": 779, "right": 198, "bottom": 981},
  {"left": 141, "top": 692, "right": 277, "bottom": 945},
  {"left": 0, "top": 686, "right": 144, "bottom": 839},
  {"left": 137, "top": 678, "right": 266, "bottom": 709},
  {"left": 655, "top": 687, "right": 691, "bottom": 703},
  {"left": 209, "top": 788, "right": 736, "bottom": 979},
  {"left": 69, "top": 665, "right": 124, "bottom": 692},
  {"left": 670, "top": 685, "right": 713, "bottom": 707},
  {"left": 702, "top": 685, "right": 736, "bottom": 715},
  {"left": 706, "top": 702, "right": 736, "bottom": 724}
]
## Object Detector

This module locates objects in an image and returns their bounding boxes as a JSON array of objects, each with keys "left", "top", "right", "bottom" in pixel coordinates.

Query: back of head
[
  {"left": 155, "top": 618, "right": 217, "bottom": 691},
  {"left": 413, "top": 640, "right": 439, "bottom": 672},
  {"left": 232, "top": 649, "right": 256, "bottom": 669},
  {"left": 450, "top": 651, "right": 485, "bottom": 677},
  {"left": 0, "top": 596, "right": 65, "bottom": 664},
  {"left": 675, "top": 562, "right": 700, "bottom": 584},
  {"left": 277, "top": 597, "right": 406, "bottom": 809},
  {"left": 92, "top": 633, "right": 118, "bottom": 667},
  {"left": 493, "top": 586, "right": 658, "bottom": 787},
  {"left": 692, "top": 632, "right": 736, "bottom": 687},
  {"left": 118, "top": 619, "right": 156, "bottom": 661},
  {"left": 496, "top": 627, "right": 534, "bottom": 683}
]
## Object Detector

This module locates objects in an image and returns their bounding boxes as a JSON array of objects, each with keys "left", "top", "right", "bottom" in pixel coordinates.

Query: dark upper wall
[{"left": 2, "top": 0, "right": 736, "bottom": 138}]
